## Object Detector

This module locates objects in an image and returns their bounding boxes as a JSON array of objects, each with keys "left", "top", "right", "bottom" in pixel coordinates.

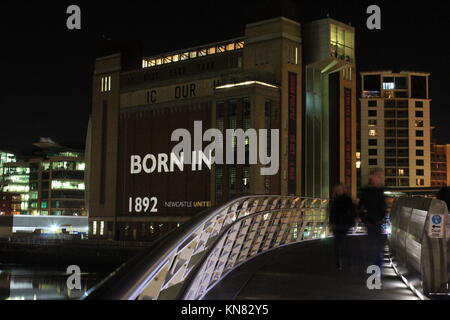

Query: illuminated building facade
[
  {"left": 360, "top": 71, "right": 432, "bottom": 188},
  {"left": 87, "top": 17, "right": 357, "bottom": 241},
  {"left": 27, "top": 151, "right": 86, "bottom": 216},
  {"left": 2, "top": 162, "right": 30, "bottom": 214},
  {"left": 1, "top": 144, "right": 86, "bottom": 216},
  {"left": 302, "top": 20, "right": 357, "bottom": 198},
  {"left": 0, "top": 151, "right": 16, "bottom": 188}
]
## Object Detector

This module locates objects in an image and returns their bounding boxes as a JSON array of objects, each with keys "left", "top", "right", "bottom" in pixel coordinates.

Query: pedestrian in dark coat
[
  {"left": 329, "top": 183, "right": 356, "bottom": 270},
  {"left": 357, "top": 168, "right": 387, "bottom": 269}
]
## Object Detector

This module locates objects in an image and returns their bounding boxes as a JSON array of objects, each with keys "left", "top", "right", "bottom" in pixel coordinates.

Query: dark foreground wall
[{"left": 0, "top": 239, "right": 152, "bottom": 269}]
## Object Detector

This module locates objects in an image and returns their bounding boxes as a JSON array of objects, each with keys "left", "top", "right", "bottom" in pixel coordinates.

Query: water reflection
[{"left": 0, "top": 265, "right": 106, "bottom": 300}]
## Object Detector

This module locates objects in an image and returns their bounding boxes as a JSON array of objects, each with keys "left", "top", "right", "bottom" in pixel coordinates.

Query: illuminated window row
[
  {"left": 92, "top": 220, "right": 105, "bottom": 236},
  {"left": 142, "top": 40, "right": 245, "bottom": 69},
  {"left": 51, "top": 180, "right": 85, "bottom": 190},
  {"left": 101, "top": 76, "right": 112, "bottom": 92}
]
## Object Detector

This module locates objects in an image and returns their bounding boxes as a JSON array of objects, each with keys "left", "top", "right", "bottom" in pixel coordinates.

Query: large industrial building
[
  {"left": 359, "top": 71, "right": 432, "bottom": 188},
  {"left": 87, "top": 16, "right": 357, "bottom": 241}
]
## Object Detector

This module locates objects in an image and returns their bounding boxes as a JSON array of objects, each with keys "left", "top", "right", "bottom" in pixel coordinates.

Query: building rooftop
[{"left": 360, "top": 70, "right": 431, "bottom": 76}]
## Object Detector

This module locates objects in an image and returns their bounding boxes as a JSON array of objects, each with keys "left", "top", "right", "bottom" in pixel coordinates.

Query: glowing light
[
  {"left": 50, "top": 225, "right": 59, "bottom": 233},
  {"left": 216, "top": 81, "right": 278, "bottom": 90}
]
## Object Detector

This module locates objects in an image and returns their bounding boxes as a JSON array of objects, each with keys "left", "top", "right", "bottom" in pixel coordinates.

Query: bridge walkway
[{"left": 205, "top": 235, "right": 418, "bottom": 300}]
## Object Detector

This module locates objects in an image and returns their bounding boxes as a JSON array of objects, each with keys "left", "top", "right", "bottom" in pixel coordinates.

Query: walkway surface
[{"left": 204, "top": 235, "right": 418, "bottom": 300}]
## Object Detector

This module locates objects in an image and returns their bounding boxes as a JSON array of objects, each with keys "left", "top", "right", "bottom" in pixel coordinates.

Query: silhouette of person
[
  {"left": 357, "top": 168, "right": 387, "bottom": 270},
  {"left": 329, "top": 183, "right": 356, "bottom": 270}
]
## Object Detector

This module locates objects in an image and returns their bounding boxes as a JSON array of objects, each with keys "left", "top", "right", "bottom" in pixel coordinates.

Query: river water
[{"left": 0, "top": 264, "right": 108, "bottom": 300}]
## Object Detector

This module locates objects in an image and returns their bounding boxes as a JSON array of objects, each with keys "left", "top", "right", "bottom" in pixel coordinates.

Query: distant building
[
  {"left": 0, "top": 192, "right": 21, "bottom": 216},
  {"left": 2, "top": 161, "right": 30, "bottom": 214},
  {"left": 430, "top": 141, "right": 450, "bottom": 187},
  {"left": 27, "top": 150, "right": 86, "bottom": 216},
  {"left": 1, "top": 139, "right": 86, "bottom": 216},
  {"left": 359, "top": 71, "right": 431, "bottom": 188},
  {"left": 0, "top": 151, "right": 17, "bottom": 189}
]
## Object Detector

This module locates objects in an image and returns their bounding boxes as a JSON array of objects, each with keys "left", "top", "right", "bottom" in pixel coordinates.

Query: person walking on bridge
[
  {"left": 329, "top": 183, "right": 356, "bottom": 270},
  {"left": 357, "top": 168, "right": 387, "bottom": 270}
]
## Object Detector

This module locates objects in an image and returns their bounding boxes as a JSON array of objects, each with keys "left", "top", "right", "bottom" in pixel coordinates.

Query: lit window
[
  {"left": 226, "top": 43, "right": 235, "bottom": 51},
  {"left": 383, "top": 82, "right": 395, "bottom": 90},
  {"left": 329, "top": 24, "right": 354, "bottom": 61},
  {"left": 356, "top": 161, "right": 361, "bottom": 169},
  {"left": 208, "top": 47, "right": 216, "bottom": 55},
  {"left": 180, "top": 52, "right": 189, "bottom": 60},
  {"left": 356, "top": 152, "right": 361, "bottom": 160},
  {"left": 101, "top": 76, "right": 112, "bottom": 92},
  {"left": 100, "top": 221, "right": 105, "bottom": 236},
  {"left": 398, "top": 169, "right": 405, "bottom": 176},
  {"left": 369, "top": 130, "right": 377, "bottom": 137},
  {"left": 93, "top": 221, "right": 97, "bottom": 235}
]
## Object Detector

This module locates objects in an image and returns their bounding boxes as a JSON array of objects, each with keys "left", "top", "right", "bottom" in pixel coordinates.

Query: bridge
[{"left": 83, "top": 196, "right": 449, "bottom": 300}]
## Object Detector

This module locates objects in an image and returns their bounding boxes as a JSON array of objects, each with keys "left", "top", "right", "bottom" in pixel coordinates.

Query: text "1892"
[{"left": 129, "top": 197, "right": 158, "bottom": 213}]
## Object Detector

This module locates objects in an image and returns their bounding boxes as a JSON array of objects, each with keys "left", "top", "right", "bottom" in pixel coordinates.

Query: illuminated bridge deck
[{"left": 204, "top": 236, "right": 419, "bottom": 300}]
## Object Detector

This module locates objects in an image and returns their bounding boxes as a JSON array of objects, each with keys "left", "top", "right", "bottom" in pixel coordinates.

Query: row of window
[
  {"left": 385, "top": 178, "right": 425, "bottom": 187},
  {"left": 368, "top": 120, "right": 424, "bottom": 128},
  {"left": 367, "top": 157, "right": 425, "bottom": 167},
  {"left": 101, "top": 76, "right": 111, "bottom": 92},
  {"left": 368, "top": 139, "right": 426, "bottom": 147},
  {"left": 142, "top": 40, "right": 244, "bottom": 69},
  {"left": 368, "top": 110, "right": 424, "bottom": 118},
  {"left": 368, "top": 129, "right": 424, "bottom": 137},
  {"left": 368, "top": 100, "right": 424, "bottom": 108}
]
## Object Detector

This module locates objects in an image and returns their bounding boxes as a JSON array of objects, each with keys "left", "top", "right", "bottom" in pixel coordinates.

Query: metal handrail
[
  {"left": 389, "top": 196, "right": 448, "bottom": 296},
  {"left": 177, "top": 207, "right": 327, "bottom": 300},
  {"left": 83, "top": 195, "right": 329, "bottom": 300}
]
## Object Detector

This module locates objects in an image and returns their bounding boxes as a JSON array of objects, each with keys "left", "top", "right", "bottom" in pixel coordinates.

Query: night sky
[{"left": 1, "top": 0, "right": 449, "bottom": 153}]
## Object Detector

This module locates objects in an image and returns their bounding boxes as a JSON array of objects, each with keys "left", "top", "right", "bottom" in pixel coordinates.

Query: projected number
[{"left": 129, "top": 197, "right": 158, "bottom": 213}]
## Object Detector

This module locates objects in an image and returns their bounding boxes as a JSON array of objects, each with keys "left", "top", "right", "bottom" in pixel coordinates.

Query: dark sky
[{"left": 1, "top": 0, "right": 449, "bottom": 153}]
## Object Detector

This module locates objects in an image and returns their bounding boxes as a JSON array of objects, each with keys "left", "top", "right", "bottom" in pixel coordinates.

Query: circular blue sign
[{"left": 432, "top": 215, "right": 442, "bottom": 224}]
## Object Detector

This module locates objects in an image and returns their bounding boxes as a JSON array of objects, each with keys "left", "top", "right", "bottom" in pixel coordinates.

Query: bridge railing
[
  {"left": 84, "top": 195, "right": 329, "bottom": 300},
  {"left": 389, "top": 196, "right": 448, "bottom": 297}
]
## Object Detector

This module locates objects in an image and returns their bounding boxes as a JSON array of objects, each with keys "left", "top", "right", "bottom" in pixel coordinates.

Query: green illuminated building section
[{"left": 302, "top": 19, "right": 356, "bottom": 199}]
